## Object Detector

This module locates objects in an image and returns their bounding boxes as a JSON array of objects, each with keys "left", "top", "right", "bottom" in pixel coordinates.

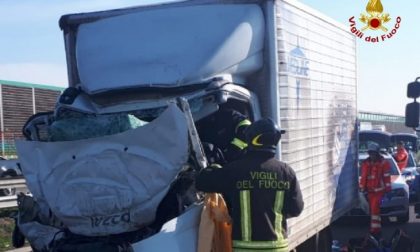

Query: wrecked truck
[{"left": 13, "top": 0, "right": 358, "bottom": 251}]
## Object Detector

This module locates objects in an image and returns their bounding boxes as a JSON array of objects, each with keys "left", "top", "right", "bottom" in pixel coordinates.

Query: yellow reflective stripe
[
  {"left": 210, "top": 163, "right": 222, "bottom": 169},
  {"left": 373, "top": 187, "right": 384, "bottom": 192},
  {"left": 233, "top": 239, "right": 288, "bottom": 249},
  {"left": 234, "top": 248, "right": 288, "bottom": 252},
  {"left": 234, "top": 191, "right": 288, "bottom": 251},
  {"left": 235, "top": 119, "right": 251, "bottom": 132},
  {"left": 232, "top": 138, "right": 248, "bottom": 150},
  {"left": 240, "top": 190, "right": 252, "bottom": 241},
  {"left": 251, "top": 134, "right": 263, "bottom": 146},
  {"left": 274, "top": 191, "right": 285, "bottom": 240}
]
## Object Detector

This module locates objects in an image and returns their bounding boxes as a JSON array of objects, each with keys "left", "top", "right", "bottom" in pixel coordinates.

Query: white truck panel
[
  {"left": 67, "top": 3, "right": 264, "bottom": 94},
  {"left": 274, "top": 0, "right": 357, "bottom": 247}
]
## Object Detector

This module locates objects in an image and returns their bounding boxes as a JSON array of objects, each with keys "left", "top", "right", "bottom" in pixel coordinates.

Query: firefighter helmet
[{"left": 245, "top": 118, "right": 285, "bottom": 153}]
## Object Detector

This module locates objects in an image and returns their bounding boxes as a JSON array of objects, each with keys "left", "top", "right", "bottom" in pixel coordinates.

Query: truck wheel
[
  {"left": 397, "top": 211, "right": 409, "bottom": 223},
  {"left": 316, "top": 226, "right": 332, "bottom": 252},
  {"left": 12, "top": 224, "right": 25, "bottom": 248},
  {"left": 295, "top": 226, "right": 332, "bottom": 252},
  {"left": 30, "top": 245, "right": 41, "bottom": 252}
]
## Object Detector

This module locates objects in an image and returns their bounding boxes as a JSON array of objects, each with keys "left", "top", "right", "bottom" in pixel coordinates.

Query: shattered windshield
[
  {"left": 47, "top": 95, "right": 215, "bottom": 142},
  {"left": 49, "top": 112, "right": 148, "bottom": 141}
]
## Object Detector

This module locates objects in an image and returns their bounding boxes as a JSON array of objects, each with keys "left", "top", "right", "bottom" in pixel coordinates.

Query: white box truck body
[{"left": 16, "top": 0, "right": 358, "bottom": 251}]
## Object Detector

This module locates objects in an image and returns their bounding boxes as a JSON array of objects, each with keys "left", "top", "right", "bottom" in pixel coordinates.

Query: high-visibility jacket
[
  {"left": 394, "top": 147, "right": 408, "bottom": 171},
  {"left": 196, "top": 152, "right": 304, "bottom": 252},
  {"left": 359, "top": 157, "right": 391, "bottom": 193},
  {"left": 197, "top": 109, "right": 251, "bottom": 163},
  {"left": 359, "top": 156, "right": 391, "bottom": 234}
]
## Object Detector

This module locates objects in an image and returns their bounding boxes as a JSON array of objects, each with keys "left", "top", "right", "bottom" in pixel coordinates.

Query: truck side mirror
[
  {"left": 407, "top": 77, "right": 420, "bottom": 98},
  {"left": 405, "top": 102, "right": 419, "bottom": 128}
]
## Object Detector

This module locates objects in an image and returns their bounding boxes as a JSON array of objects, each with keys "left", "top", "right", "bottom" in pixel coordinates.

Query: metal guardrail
[
  {"left": 0, "top": 195, "right": 18, "bottom": 209},
  {"left": 0, "top": 178, "right": 27, "bottom": 209},
  {"left": 0, "top": 178, "right": 26, "bottom": 188}
]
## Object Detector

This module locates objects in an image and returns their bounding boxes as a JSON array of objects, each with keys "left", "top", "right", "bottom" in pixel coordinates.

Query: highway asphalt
[{"left": 332, "top": 204, "right": 420, "bottom": 250}]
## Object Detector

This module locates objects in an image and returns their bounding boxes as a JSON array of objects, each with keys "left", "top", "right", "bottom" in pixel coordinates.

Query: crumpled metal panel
[
  {"left": 16, "top": 104, "right": 189, "bottom": 236},
  {"left": 73, "top": 4, "right": 264, "bottom": 94}
]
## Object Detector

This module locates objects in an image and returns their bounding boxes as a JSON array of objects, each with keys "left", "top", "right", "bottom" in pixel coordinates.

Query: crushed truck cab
[{"left": 14, "top": 0, "right": 358, "bottom": 251}]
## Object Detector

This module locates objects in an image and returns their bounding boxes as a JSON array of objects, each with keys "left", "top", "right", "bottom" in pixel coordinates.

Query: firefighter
[
  {"left": 394, "top": 141, "right": 408, "bottom": 172},
  {"left": 196, "top": 118, "right": 304, "bottom": 252},
  {"left": 198, "top": 108, "right": 251, "bottom": 163},
  {"left": 359, "top": 143, "right": 391, "bottom": 237}
]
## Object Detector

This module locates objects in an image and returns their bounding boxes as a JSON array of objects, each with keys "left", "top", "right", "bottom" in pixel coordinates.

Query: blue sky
[
  {"left": 300, "top": 0, "right": 420, "bottom": 116},
  {"left": 0, "top": 0, "right": 418, "bottom": 115}
]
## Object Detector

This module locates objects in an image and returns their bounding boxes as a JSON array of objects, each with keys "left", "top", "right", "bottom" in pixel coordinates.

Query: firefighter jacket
[
  {"left": 359, "top": 156, "right": 391, "bottom": 193},
  {"left": 198, "top": 109, "right": 251, "bottom": 163},
  {"left": 195, "top": 151, "right": 304, "bottom": 252},
  {"left": 394, "top": 147, "right": 408, "bottom": 171}
]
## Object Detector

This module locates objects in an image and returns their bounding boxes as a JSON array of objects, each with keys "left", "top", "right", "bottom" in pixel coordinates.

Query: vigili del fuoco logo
[{"left": 349, "top": 0, "right": 401, "bottom": 43}]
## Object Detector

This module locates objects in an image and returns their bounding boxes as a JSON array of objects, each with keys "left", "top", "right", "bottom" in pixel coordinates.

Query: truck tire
[
  {"left": 397, "top": 211, "right": 409, "bottom": 223},
  {"left": 12, "top": 224, "right": 25, "bottom": 248},
  {"left": 295, "top": 226, "right": 332, "bottom": 252},
  {"left": 30, "top": 245, "right": 41, "bottom": 252}
]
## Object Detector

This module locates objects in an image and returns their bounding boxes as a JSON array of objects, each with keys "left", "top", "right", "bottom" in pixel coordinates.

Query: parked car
[
  {"left": 347, "top": 151, "right": 410, "bottom": 223},
  {"left": 359, "top": 130, "right": 392, "bottom": 153},
  {"left": 401, "top": 151, "right": 419, "bottom": 201}
]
